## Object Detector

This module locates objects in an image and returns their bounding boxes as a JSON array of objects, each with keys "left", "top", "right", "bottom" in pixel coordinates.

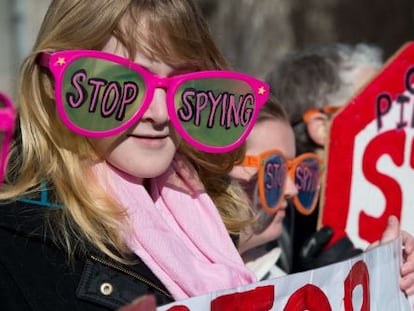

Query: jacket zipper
[{"left": 90, "top": 255, "right": 173, "bottom": 299}]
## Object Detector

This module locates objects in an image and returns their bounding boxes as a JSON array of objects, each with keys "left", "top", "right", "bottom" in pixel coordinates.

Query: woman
[
  {"left": 0, "top": 0, "right": 271, "bottom": 309},
  {"left": 230, "top": 97, "right": 310, "bottom": 279}
]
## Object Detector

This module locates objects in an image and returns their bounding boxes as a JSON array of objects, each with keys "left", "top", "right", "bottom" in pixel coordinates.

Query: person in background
[
  {"left": 227, "top": 96, "right": 414, "bottom": 300},
  {"left": 0, "top": 0, "right": 273, "bottom": 309},
  {"left": 230, "top": 97, "right": 297, "bottom": 279},
  {"left": 265, "top": 43, "right": 383, "bottom": 272},
  {"left": 230, "top": 97, "right": 359, "bottom": 279},
  {"left": 268, "top": 42, "right": 383, "bottom": 157}
]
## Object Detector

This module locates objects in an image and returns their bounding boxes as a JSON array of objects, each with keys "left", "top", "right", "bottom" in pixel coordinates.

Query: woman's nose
[
  {"left": 284, "top": 175, "right": 298, "bottom": 200},
  {"left": 141, "top": 88, "right": 169, "bottom": 124}
]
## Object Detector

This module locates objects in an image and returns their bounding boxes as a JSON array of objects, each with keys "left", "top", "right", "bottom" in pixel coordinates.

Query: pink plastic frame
[
  {"left": 0, "top": 92, "right": 16, "bottom": 185},
  {"left": 38, "top": 50, "right": 269, "bottom": 153}
]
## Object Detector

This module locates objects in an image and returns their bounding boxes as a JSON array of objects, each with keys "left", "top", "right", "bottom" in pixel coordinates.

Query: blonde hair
[{"left": 1, "top": 0, "right": 252, "bottom": 261}]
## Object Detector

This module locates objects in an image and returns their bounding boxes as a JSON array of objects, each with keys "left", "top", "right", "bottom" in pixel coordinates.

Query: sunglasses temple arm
[
  {"left": 0, "top": 109, "right": 16, "bottom": 130},
  {"left": 242, "top": 156, "right": 260, "bottom": 167},
  {"left": 36, "top": 52, "right": 51, "bottom": 69}
]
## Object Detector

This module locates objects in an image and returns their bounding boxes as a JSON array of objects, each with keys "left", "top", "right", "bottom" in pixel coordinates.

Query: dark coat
[{"left": 0, "top": 197, "right": 174, "bottom": 311}]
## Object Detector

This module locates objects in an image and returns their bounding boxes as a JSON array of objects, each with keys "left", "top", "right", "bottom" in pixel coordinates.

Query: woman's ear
[{"left": 306, "top": 113, "right": 327, "bottom": 146}]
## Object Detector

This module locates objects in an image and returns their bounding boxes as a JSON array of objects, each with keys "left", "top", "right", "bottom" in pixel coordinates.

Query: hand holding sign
[
  {"left": 400, "top": 230, "right": 414, "bottom": 296},
  {"left": 118, "top": 295, "right": 156, "bottom": 311},
  {"left": 374, "top": 215, "right": 414, "bottom": 297},
  {"left": 383, "top": 216, "right": 414, "bottom": 301}
]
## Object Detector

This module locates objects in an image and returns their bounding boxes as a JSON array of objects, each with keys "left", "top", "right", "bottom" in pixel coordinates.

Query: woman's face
[
  {"left": 89, "top": 37, "right": 181, "bottom": 181},
  {"left": 230, "top": 119, "right": 298, "bottom": 254}
]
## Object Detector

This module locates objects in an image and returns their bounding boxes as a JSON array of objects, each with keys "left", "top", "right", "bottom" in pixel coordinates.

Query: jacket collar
[
  {"left": 0, "top": 195, "right": 123, "bottom": 259},
  {"left": 0, "top": 199, "right": 53, "bottom": 238},
  {"left": 0, "top": 195, "right": 174, "bottom": 303},
  {"left": 0, "top": 183, "right": 62, "bottom": 238}
]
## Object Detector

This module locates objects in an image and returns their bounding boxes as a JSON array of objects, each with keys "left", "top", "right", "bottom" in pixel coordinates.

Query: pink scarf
[{"left": 94, "top": 155, "right": 255, "bottom": 300}]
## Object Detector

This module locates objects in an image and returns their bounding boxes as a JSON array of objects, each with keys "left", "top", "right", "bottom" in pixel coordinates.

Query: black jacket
[{"left": 0, "top": 197, "right": 174, "bottom": 310}]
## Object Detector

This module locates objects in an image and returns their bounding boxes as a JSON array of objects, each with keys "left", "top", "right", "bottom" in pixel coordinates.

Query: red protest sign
[{"left": 320, "top": 42, "right": 414, "bottom": 249}]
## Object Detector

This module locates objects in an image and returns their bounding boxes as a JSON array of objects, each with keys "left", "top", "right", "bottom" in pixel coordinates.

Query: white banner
[{"left": 158, "top": 238, "right": 410, "bottom": 311}]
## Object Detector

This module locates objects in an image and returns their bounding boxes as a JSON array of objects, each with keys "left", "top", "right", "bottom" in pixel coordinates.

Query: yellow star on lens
[
  {"left": 258, "top": 86, "right": 266, "bottom": 95},
  {"left": 56, "top": 57, "right": 66, "bottom": 66}
]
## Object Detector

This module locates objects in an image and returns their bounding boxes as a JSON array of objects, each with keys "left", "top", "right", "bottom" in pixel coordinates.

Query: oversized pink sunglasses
[{"left": 38, "top": 50, "right": 269, "bottom": 153}]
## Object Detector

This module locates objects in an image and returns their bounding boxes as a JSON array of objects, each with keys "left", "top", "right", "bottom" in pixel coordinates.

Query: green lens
[
  {"left": 175, "top": 78, "right": 256, "bottom": 147},
  {"left": 62, "top": 57, "right": 146, "bottom": 132}
]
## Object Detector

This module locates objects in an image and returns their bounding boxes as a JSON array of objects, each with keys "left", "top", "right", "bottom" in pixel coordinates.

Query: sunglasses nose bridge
[
  {"left": 284, "top": 174, "right": 299, "bottom": 199},
  {"left": 152, "top": 75, "right": 172, "bottom": 91}
]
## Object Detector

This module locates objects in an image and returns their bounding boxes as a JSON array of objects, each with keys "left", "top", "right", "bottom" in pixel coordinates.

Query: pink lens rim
[
  {"left": 166, "top": 70, "right": 269, "bottom": 153},
  {"left": 0, "top": 92, "right": 17, "bottom": 185},
  {"left": 39, "top": 49, "right": 269, "bottom": 153},
  {"left": 38, "top": 50, "right": 153, "bottom": 138}
]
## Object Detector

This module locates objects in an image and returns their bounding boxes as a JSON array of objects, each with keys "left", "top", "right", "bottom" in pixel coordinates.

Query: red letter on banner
[
  {"left": 283, "top": 284, "right": 331, "bottom": 311},
  {"left": 344, "top": 261, "right": 370, "bottom": 311},
  {"left": 167, "top": 306, "right": 190, "bottom": 311},
  {"left": 210, "top": 285, "right": 274, "bottom": 311}
]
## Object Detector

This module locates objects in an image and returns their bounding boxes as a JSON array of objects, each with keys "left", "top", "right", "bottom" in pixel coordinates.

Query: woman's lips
[{"left": 128, "top": 134, "right": 169, "bottom": 147}]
